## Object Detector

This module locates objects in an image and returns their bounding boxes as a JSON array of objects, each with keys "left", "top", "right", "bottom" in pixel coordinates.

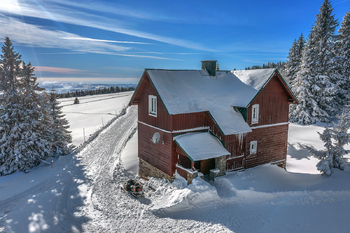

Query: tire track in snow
[
  {"left": 54, "top": 106, "right": 138, "bottom": 232},
  {"left": 48, "top": 106, "right": 137, "bottom": 232}
]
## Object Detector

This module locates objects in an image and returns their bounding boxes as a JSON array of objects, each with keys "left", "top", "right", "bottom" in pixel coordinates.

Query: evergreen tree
[
  {"left": 337, "top": 9, "right": 350, "bottom": 98},
  {"left": 50, "top": 88, "right": 72, "bottom": 155},
  {"left": 290, "top": 0, "right": 339, "bottom": 123},
  {"left": 18, "top": 62, "right": 53, "bottom": 167},
  {"left": 0, "top": 37, "right": 24, "bottom": 175},
  {"left": 284, "top": 34, "right": 306, "bottom": 86},
  {"left": 303, "top": 107, "right": 350, "bottom": 175},
  {"left": 289, "top": 57, "right": 330, "bottom": 124},
  {"left": 74, "top": 97, "right": 79, "bottom": 104}
]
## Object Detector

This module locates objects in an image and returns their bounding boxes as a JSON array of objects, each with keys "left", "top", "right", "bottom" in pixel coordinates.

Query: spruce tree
[
  {"left": 74, "top": 97, "right": 79, "bottom": 104},
  {"left": 337, "top": 9, "right": 350, "bottom": 98},
  {"left": 289, "top": 54, "right": 330, "bottom": 124},
  {"left": 50, "top": 88, "right": 72, "bottom": 155},
  {"left": 19, "top": 62, "right": 53, "bottom": 167},
  {"left": 284, "top": 34, "right": 306, "bottom": 86},
  {"left": 303, "top": 107, "right": 350, "bottom": 175},
  {"left": 0, "top": 37, "right": 26, "bottom": 175},
  {"left": 290, "top": 0, "right": 339, "bottom": 123}
]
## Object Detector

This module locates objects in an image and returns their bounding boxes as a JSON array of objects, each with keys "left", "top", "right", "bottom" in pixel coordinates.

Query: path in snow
[
  {"left": 1, "top": 103, "right": 350, "bottom": 232},
  {"left": 0, "top": 106, "right": 229, "bottom": 232}
]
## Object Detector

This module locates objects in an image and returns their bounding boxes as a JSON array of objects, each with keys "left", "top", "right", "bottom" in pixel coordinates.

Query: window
[
  {"left": 250, "top": 141, "right": 257, "bottom": 155},
  {"left": 149, "top": 95, "right": 157, "bottom": 116},
  {"left": 252, "top": 104, "right": 259, "bottom": 124}
]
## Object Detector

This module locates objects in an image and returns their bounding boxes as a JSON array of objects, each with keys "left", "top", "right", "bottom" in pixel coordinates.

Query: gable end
[{"left": 246, "top": 69, "right": 298, "bottom": 107}]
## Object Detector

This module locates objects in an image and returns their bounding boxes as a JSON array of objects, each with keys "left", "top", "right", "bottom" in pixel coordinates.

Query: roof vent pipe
[{"left": 201, "top": 60, "right": 217, "bottom": 76}]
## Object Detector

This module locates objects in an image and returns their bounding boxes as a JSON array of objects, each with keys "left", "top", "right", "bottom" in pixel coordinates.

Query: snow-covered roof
[
  {"left": 144, "top": 68, "right": 281, "bottom": 135},
  {"left": 174, "top": 132, "right": 230, "bottom": 161},
  {"left": 232, "top": 68, "right": 276, "bottom": 91}
]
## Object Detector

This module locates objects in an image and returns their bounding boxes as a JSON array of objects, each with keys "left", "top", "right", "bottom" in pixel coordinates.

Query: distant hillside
[{"left": 39, "top": 82, "right": 137, "bottom": 94}]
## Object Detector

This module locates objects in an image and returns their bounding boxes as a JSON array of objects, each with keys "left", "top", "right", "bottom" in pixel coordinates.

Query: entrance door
[{"left": 200, "top": 159, "right": 215, "bottom": 175}]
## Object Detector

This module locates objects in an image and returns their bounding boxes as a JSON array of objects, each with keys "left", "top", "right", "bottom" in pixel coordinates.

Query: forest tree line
[
  {"left": 246, "top": 0, "right": 350, "bottom": 126},
  {"left": 56, "top": 86, "right": 136, "bottom": 99}
]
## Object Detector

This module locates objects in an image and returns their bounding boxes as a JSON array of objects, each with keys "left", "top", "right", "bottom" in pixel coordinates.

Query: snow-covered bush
[
  {"left": 74, "top": 97, "right": 79, "bottom": 104},
  {"left": 302, "top": 107, "right": 350, "bottom": 175}
]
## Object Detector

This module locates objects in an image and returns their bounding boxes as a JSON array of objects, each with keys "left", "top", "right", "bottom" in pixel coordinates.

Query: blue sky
[{"left": 1, "top": 0, "right": 349, "bottom": 84}]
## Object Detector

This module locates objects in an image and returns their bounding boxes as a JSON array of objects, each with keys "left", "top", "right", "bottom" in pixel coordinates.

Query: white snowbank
[
  {"left": 150, "top": 176, "right": 220, "bottom": 211},
  {"left": 120, "top": 131, "right": 139, "bottom": 174}
]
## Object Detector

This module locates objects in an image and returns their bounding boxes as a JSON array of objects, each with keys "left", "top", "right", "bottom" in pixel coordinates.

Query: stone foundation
[
  {"left": 215, "top": 155, "right": 227, "bottom": 176},
  {"left": 139, "top": 158, "right": 174, "bottom": 182},
  {"left": 271, "top": 159, "right": 286, "bottom": 169}
]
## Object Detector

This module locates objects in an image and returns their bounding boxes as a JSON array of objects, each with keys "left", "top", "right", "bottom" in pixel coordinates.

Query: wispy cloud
[
  {"left": 34, "top": 66, "right": 103, "bottom": 76},
  {"left": 35, "top": 66, "right": 83, "bottom": 74},
  {"left": 334, "top": 0, "right": 349, "bottom": 5},
  {"left": 37, "top": 77, "right": 140, "bottom": 84},
  {"left": 0, "top": 15, "right": 181, "bottom": 60},
  {"left": 49, "top": 0, "right": 235, "bottom": 25},
  {"left": 103, "top": 67, "right": 143, "bottom": 71},
  {"left": 61, "top": 37, "right": 151, "bottom": 45},
  {"left": 0, "top": 0, "right": 216, "bottom": 52},
  {"left": 79, "top": 50, "right": 183, "bottom": 60},
  {"left": 0, "top": 15, "right": 131, "bottom": 53}
]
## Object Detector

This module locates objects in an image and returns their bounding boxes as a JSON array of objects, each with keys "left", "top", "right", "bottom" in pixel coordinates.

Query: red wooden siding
[
  {"left": 138, "top": 122, "right": 173, "bottom": 175},
  {"left": 224, "top": 134, "right": 246, "bottom": 157},
  {"left": 224, "top": 134, "right": 246, "bottom": 171},
  {"left": 171, "top": 112, "right": 208, "bottom": 131},
  {"left": 246, "top": 74, "right": 291, "bottom": 127},
  {"left": 133, "top": 73, "right": 172, "bottom": 131},
  {"left": 245, "top": 124, "right": 288, "bottom": 168},
  {"left": 133, "top": 70, "right": 294, "bottom": 177},
  {"left": 206, "top": 112, "right": 225, "bottom": 139}
]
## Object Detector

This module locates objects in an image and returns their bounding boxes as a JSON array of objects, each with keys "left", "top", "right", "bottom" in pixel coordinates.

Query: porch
[{"left": 174, "top": 132, "right": 230, "bottom": 184}]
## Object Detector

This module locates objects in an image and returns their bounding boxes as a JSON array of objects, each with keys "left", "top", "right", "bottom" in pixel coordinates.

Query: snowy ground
[
  {"left": 0, "top": 93, "right": 350, "bottom": 232},
  {"left": 60, "top": 92, "right": 133, "bottom": 146}
]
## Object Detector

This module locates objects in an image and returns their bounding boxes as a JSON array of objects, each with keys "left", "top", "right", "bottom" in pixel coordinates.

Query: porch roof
[{"left": 174, "top": 132, "right": 230, "bottom": 161}]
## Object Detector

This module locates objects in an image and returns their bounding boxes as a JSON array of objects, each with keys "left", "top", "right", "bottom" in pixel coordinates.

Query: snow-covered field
[
  {"left": 0, "top": 93, "right": 350, "bottom": 233},
  {"left": 60, "top": 92, "right": 133, "bottom": 145}
]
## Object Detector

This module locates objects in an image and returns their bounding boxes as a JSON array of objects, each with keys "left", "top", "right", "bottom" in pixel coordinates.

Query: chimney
[{"left": 201, "top": 60, "right": 217, "bottom": 76}]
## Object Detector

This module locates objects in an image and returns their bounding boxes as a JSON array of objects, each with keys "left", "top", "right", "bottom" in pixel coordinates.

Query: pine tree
[
  {"left": 50, "top": 88, "right": 72, "bottom": 155},
  {"left": 0, "top": 37, "right": 26, "bottom": 175},
  {"left": 289, "top": 56, "right": 330, "bottom": 124},
  {"left": 74, "top": 97, "right": 79, "bottom": 104},
  {"left": 290, "top": 0, "right": 339, "bottom": 123},
  {"left": 337, "top": 9, "right": 350, "bottom": 99},
  {"left": 19, "top": 62, "right": 53, "bottom": 166},
  {"left": 303, "top": 107, "right": 350, "bottom": 175}
]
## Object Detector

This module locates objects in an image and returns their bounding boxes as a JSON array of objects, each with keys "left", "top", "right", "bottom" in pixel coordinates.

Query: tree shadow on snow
[
  {"left": 287, "top": 142, "right": 313, "bottom": 160},
  {"left": 0, "top": 152, "right": 93, "bottom": 233}
]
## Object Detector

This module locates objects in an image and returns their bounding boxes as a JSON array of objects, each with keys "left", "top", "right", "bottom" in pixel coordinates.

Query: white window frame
[
  {"left": 149, "top": 95, "right": 157, "bottom": 117},
  {"left": 251, "top": 104, "right": 259, "bottom": 124},
  {"left": 250, "top": 141, "right": 257, "bottom": 155}
]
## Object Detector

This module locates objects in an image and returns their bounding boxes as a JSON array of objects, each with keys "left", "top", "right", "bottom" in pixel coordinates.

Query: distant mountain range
[{"left": 39, "top": 82, "right": 137, "bottom": 94}]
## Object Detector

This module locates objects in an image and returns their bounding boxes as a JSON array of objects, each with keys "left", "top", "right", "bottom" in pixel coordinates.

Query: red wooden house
[{"left": 130, "top": 60, "right": 298, "bottom": 183}]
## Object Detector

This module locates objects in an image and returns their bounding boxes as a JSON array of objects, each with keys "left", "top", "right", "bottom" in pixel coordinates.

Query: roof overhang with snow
[
  {"left": 233, "top": 68, "right": 298, "bottom": 105},
  {"left": 130, "top": 67, "right": 297, "bottom": 136},
  {"left": 174, "top": 132, "right": 231, "bottom": 162}
]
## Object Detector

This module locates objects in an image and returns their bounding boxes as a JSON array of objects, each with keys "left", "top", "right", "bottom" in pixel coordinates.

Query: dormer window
[
  {"left": 149, "top": 95, "right": 157, "bottom": 117},
  {"left": 252, "top": 104, "right": 259, "bottom": 124}
]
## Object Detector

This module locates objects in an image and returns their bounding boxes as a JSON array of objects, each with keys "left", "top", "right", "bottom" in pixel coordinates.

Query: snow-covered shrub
[{"left": 302, "top": 107, "right": 350, "bottom": 175}]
